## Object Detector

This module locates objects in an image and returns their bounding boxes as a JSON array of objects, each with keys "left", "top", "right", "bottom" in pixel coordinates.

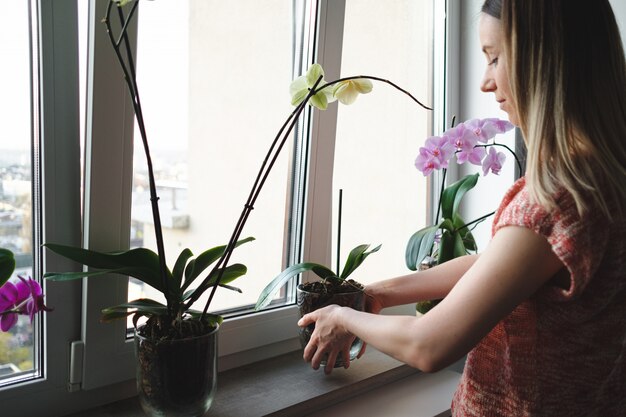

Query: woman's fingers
[
  {"left": 324, "top": 350, "right": 339, "bottom": 374},
  {"left": 303, "top": 339, "right": 317, "bottom": 363},
  {"left": 297, "top": 312, "right": 315, "bottom": 327}
]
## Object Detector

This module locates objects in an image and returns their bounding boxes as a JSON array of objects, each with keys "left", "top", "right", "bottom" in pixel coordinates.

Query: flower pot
[
  {"left": 296, "top": 283, "right": 365, "bottom": 368},
  {"left": 134, "top": 325, "right": 218, "bottom": 417}
]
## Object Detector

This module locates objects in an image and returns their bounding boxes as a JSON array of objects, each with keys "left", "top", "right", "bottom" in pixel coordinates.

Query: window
[
  {"left": 1, "top": 0, "right": 448, "bottom": 414},
  {"left": 0, "top": 0, "right": 38, "bottom": 384}
]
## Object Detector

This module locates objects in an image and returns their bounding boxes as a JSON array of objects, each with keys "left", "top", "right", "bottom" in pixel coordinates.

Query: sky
[{"left": 0, "top": 2, "right": 31, "bottom": 153}]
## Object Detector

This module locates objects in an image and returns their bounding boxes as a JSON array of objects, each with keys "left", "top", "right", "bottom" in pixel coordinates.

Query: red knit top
[{"left": 451, "top": 177, "right": 626, "bottom": 416}]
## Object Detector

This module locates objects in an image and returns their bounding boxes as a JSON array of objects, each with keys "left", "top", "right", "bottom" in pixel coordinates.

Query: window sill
[{"left": 64, "top": 347, "right": 461, "bottom": 417}]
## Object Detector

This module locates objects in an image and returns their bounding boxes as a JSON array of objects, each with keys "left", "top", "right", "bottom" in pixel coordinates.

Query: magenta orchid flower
[
  {"left": 0, "top": 276, "right": 52, "bottom": 332},
  {"left": 482, "top": 146, "right": 506, "bottom": 176}
]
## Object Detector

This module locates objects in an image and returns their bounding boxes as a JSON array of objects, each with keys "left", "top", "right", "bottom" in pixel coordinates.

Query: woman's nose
[{"left": 481, "top": 74, "right": 496, "bottom": 93}]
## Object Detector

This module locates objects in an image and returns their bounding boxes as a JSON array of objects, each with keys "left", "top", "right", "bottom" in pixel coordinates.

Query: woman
[{"left": 298, "top": 0, "right": 626, "bottom": 415}]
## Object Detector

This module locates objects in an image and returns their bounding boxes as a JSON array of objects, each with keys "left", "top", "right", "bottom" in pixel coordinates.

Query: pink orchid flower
[
  {"left": 455, "top": 130, "right": 486, "bottom": 165},
  {"left": 482, "top": 146, "right": 506, "bottom": 175},
  {"left": 423, "top": 135, "right": 455, "bottom": 168},
  {"left": 415, "top": 147, "right": 443, "bottom": 176},
  {"left": 414, "top": 118, "right": 514, "bottom": 176}
]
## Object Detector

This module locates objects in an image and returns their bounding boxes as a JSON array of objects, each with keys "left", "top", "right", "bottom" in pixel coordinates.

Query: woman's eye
[{"left": 489, "top": 57, "right": 499, "bottom": 66}]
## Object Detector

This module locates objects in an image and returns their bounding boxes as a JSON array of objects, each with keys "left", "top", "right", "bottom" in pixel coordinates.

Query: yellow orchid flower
[{"left": 332, "top": 78, "right": 373, "bottom": 105}]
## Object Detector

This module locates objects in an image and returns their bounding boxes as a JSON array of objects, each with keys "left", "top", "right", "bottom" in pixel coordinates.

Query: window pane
[
  {"left": 0, "top": 1, "right": 36, "bottom": 382},
  {"left": 331, "top": 0, "right": 433, "bottom": 284},
  {"left": 129, "top": 0, "right": 295, "bottom": 315}
]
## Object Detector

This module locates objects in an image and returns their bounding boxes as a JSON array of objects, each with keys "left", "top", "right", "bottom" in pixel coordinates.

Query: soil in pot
[
  {"left": 297, "top": 278, "right": 365, "bottom": 368},
  {"left": 135, "top": 322, "right": 218, "bottom": 417}
]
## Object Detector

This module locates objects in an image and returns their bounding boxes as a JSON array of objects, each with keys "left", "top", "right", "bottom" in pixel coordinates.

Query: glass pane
[
  {"left": 331, "top": 0, "right": 433, "bottom": 284},
  {"left": 129, "top": 0, "right": 295, "bottom": 315},
  {"left": 0, "top": 1, "right": 36, "bottom": 382}
]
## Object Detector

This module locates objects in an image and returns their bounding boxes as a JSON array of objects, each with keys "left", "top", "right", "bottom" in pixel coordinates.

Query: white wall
[{"left": 457, "top": 0, "right": 626, "bottom": 251}]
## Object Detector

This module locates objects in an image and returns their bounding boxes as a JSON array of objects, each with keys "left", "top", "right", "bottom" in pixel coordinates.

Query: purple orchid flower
[
  {"left": 0, "top": 276, "right": 52, "bottom": 332},
  {"left": 482, "top": 146, "right": 506, "bottom": 175},
  {"left": 455, "top": 130, "right": 486, "bottom": 166}
]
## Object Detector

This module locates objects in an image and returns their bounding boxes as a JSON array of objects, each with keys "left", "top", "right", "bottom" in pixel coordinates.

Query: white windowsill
[{"left": 63, "top": 348, "right": 461, "bottom": 417}]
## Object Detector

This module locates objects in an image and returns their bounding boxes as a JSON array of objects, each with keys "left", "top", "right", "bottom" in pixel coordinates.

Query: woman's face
[{"left": 479, "top": 14, "right": 520, "bottom": 126}]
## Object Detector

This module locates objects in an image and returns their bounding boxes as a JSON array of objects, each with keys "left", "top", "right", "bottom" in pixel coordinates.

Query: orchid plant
[
  {"left": 254, "top": 63, "right": 432, "bottom": 309},
  {"left": 405, "top": 118, "right": 520, "bottom": 284},
  {"left": 43, "top": 0, "right": 254, "bottom": 339},
  {"left": 0, "top": 248, "right": 52, "bottom": 332}
]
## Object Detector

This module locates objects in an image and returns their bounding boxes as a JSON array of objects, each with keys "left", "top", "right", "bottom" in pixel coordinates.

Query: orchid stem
[
  {"left": 316, "top": 75, "right": 432, "bottom": 111},
  {"left": 105, "top": 1, "right": 171, "bottom": 315}
]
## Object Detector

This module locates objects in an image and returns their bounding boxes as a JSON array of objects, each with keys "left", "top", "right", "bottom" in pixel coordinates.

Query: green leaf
[
  {"left": 440, "top": 174, "right": 479, "bottom": 220},
  {"left": 100, "top": 298, "right": 168, "bottom": 322},
  {"left": 44, "top": 269, "right": 136, "bottom": 281},
  {"left": 405, "top": 225, "right": 440, "bottom": 271},
  {"left": 453, "top": 214, "right": 477, "bottom": 252},
  {"left": 182, "top": 237, "right": 254, "bottom": 292},
  {"left": 453, "top": 232, "right": 468, "bottom": 258},
  {"left": 101, "top": 310, "right": 136, "bottom": 323},
  {"left": 186, "top": 310, "right": 223, "bottom": 327},
  {"left": 43, "top": 243, "right": 171, "bottom": 294},
  {"left": 339, "top": 244, "right": 381, "bottom": 279},
  {"left": 462, "top": 232, "right": 477, "bottom": 252},
  {"left": 0, "top": 248, "right": 16, "bottom": 287},
  {"left": 255, "top": 262, "right": 336, "bottom": 311},
  {"left": 102, "top": 298, "right": 168, "bottom": 315},
  {"left": 172, "top": 248, "right": 193, "bottom": 293},
  {"left": 437, "top": 231, "right": 466, "bottom": 264},
  {"left": 182, "top": 264, "right": 248, "bottom": 302}
]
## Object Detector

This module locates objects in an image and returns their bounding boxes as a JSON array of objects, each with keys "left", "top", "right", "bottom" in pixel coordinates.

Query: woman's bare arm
[
  {"left": 366, "top": 254, "right": 480, "bottom": 311},
  {"left": 299, "top": 226, "right": 564, "bottom": 374}
]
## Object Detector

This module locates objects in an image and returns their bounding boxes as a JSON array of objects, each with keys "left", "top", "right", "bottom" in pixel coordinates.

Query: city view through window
[{"left": 0, "top": 2, "right": 36, "bottom": 380}]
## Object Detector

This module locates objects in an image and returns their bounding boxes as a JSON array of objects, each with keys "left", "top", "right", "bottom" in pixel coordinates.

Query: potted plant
[
  {"left": 406, "top": 118, "right": 521, "bottom": 313},
  {"left": 256, "top": 243, "right": 380, "bottom": 368}
]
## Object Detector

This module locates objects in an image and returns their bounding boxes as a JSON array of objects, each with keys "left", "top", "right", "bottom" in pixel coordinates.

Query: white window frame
[{"left": 1, "top": 0, "right": 459, "bottom": 414}]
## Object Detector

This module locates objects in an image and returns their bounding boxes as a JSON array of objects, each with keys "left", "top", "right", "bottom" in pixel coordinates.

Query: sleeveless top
[{"left": 451, "top": 177, "right": 626, "bottom": 416}]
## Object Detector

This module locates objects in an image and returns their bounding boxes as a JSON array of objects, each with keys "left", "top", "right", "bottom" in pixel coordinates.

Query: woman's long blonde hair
[{"left": 485, "top": 0, "right": 626, "bottom": 219}]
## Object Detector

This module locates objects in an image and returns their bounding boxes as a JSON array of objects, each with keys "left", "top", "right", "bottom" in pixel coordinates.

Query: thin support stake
[{"left": 336, "top": 189, "right": 343, "bottom": 275}]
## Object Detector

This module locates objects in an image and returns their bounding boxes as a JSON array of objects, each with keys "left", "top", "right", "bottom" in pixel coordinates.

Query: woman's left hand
[{"left": 297, "top": 305, "right": 355, "bottom": 374}]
